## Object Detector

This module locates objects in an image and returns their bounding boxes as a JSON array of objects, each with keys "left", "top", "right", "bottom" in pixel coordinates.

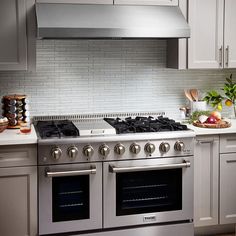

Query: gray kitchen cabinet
[
  {"left": 188, "top": 0, "right": 236, "bottom": 69},
  {"left": 114, "top": 0, "right": 178, "bottom": 5},
  {"left": 220, "top": 153, "right": 236, "bottom": 224},
  {"left": 220, "top": 134, "right": 236, "bottom": 225},
  {"left": 0, "top": 0, "right": 36, "bottom": 71},
  {"left": 224, "top": 0, "right": 236, "bottom": 68},
  {"left": 194, "top": 135, "right": 219, "bottom": 227},
  {"left": 0, "top": 144, "right": 37, "bottom": 236}
]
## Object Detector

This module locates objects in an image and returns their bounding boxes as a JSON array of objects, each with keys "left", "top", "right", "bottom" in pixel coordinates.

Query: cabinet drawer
[
  {"left": 220, "top": 134, "right": 236, "bottom": 153},
  {"left": 0, "top": 145, "right": 37, "bottom": 167}
]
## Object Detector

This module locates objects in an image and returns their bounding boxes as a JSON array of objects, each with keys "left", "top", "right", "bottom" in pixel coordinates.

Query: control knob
[
  {"left": 114, "top": 144, "right": 125, "bottom": 155},
  {"left": 159, "top": 142, "right": 170, "bottom": 153},
  {"left": 174, "top": 141, "right": 185, "bottom": 152},
  {"left": 145, "top": 143, "right": 155, "bottom": 154},
  {"left": 67, "top": 146, "right": 78, "bottom": 159},
  {"left": 130, "top": 143, "right": 141, "bottom": 154},
  {"left": 83, "top": 145, "right": 94, "bottom": 158},
  {"left": 99, "top": 144, "right": 110, "bottom": 157},
  {"left": 51, "top": 147, "right": 62, "bottom": 160}
]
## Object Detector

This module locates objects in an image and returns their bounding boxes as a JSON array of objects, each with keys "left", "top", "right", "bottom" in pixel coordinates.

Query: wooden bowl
[
  {"left": 0, "top": 121, "right": 9, "bottom": 133},
  {"left": 193, "top": 120, "right": 231, "bottom": 129}
]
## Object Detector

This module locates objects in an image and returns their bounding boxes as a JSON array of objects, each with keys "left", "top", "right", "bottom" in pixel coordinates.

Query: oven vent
[{"left": 33, "top": 111, "right": 165, "bottom": 123}]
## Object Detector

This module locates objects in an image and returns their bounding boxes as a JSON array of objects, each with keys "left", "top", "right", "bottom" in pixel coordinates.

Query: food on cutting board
[{"left": 190, "top": 111, "right": 231, "bottom": 129}]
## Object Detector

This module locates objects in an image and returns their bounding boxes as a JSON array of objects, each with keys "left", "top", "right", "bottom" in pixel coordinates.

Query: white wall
[{"left": 0, "top": 40, "right": 235, "bottom": 119}]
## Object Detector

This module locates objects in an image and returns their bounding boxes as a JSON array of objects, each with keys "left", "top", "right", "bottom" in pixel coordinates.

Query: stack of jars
[{"left": 2, "top": 94, "right": 29, "bottom": 128}]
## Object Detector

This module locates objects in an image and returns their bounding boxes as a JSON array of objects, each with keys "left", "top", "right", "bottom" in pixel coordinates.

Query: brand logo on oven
[{"left": 143, "top": 215, "right": 157, "bottom": 222}]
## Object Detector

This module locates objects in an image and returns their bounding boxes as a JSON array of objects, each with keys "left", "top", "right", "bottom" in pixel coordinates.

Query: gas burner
[
  {"left": 36, "top": 120, "right": 79, "bottom": 139},
  {"left": 104, "top": 116, "right": 188, "bottom": 134}
]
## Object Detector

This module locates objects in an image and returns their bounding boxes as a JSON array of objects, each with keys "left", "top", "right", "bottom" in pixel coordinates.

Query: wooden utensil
[
  {"left": 184, "top": 89, "right": 194, "bottom": 101},
  {"left": 190, "top": 89, "right": 199, "bottom": 101}
]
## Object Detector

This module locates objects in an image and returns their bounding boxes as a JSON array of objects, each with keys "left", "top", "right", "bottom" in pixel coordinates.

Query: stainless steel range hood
[{"left": 36, "top": 3, "right": 190, "bottom": 39}]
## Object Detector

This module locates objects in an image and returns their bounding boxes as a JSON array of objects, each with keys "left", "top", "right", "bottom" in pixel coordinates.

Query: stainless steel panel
[
  {"left": 38, "top": 162, "right": 102, "bottom": 235},
  {"left": 103, "top": 157, "right": 193, "bottom": 228},
  {"left": 36, "top": 4, "right": 190, "bottom": 39},
  {"left": 73, "top": 222, "right": 194, "bottom": 236}
]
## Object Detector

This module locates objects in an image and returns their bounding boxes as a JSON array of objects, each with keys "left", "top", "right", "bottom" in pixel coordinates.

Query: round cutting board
[{"left": 193, "top": 120, "right": 231, "bottom": 129}]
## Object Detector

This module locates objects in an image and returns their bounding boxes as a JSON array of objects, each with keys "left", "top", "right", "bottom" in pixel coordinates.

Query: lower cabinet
[
  {"left": 194, "top": 134, "right": 236, "bottom": 229},
  {"left": 220, "top": 154, "right": 236, "bottom": 224},
  {"left": 0, "top": 144, "right": 37, "bottom": 236},
  {"left": 0, "top": 166, "right": 37, "bottom": 236},
  {"left": 194, "top": 135, "right": 219, "bottom": 227}
]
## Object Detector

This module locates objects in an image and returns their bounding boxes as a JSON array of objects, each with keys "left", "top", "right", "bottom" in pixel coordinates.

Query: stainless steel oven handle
[
  {"left": 46, "top": 166, "right": 96, "bottom": 177},
  {"left": 109, "top": 160, "right": 190, "bottom": 173}
]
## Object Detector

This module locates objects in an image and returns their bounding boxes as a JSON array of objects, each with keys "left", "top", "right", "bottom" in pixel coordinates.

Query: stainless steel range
[{"left": 35, "top": 112, "right": 195, "bottom": 236}]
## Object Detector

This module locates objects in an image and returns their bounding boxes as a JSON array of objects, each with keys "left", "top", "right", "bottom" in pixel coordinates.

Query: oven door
[
  {"left": 38, "top": 162, "right": 102, "bottom": 235},
  {"left": 103, "top": 156, "right": 193, "bottom": 228}
]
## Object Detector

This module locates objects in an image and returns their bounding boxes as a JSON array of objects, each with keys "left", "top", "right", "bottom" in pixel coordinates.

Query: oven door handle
[
  {"left": 46, "top": 165, "right": 96, "bottom": 177},
  {"left": 109, "top": 160, "right": 190, "bottom": 173}
]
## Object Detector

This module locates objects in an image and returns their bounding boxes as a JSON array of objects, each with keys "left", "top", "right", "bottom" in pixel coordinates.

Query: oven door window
[
  {"left": 52, "top": 175, "right": 89, "bottom": 222},
  {"left": 116, "top": 169, "right": 182, "bottom": 216}
]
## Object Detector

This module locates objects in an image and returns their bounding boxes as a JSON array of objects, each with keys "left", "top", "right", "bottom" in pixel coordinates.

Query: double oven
[{"left": 38, "top": 136, "right": 194, "bottom": 236}]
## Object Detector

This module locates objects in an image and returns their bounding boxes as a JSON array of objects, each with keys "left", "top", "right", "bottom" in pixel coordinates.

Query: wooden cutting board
[{"left": 193, "top": 120, "right": 231, "bottom": 129}]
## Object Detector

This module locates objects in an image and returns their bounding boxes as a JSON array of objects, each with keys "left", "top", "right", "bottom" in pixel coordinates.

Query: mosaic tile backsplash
[{"left": 0, "top": 40, "right": 235, "bottom": 119}]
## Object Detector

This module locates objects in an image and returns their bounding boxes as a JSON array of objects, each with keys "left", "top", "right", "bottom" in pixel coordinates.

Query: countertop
[
  {"left": 187, "top": 119, "right": 236, "bottom": 135},
  {"left": 0, "top": 125, "right": 38, "bottom": 146}
]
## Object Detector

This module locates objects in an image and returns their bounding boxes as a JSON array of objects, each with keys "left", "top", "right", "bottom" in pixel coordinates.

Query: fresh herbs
[{"left": 188, "top": 110, "right": 211, "bottom": 124}]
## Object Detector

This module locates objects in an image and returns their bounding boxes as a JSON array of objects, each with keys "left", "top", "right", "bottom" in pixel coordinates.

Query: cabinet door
[
  {"left": 194, "top": 136, "right": 219, "bottom": 227},
  {"left": 0, "top": 0, "right": 27, "bottom": 70},
  {"left": 114, "top": 0, "right": 178, "bottom": 6},
  {"left": 0, "top": 166, "right": 37, "bottom": 236},
  {"left": 224, "top": 0, "right": 236, "bottom": 68},
  {"left": 220, "top": 153, "right": 236, "bottom": 224},
  {"left": 188, "top": 0, "right": 224, "bottom": 69},
  {"left": 36, "top": 0, "right": 113, "bottom": 3}
]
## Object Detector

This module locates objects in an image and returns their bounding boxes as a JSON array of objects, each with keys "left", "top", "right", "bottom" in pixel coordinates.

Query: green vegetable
[{"left": 188, "top": 110, "right": 211, "bottom": 124}]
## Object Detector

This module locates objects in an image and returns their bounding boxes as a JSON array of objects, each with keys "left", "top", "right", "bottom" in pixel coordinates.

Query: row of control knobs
[{"left": 51, "top": 141, "right": 185, "bottom": 160}]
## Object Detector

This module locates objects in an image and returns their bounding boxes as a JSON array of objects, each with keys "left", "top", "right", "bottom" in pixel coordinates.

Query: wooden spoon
[
  {"left": 184, "top": 89, "right": 194, "bottom": 101},
  {"left": 190, "top": 89, "right": 199, "bottom": 101}
]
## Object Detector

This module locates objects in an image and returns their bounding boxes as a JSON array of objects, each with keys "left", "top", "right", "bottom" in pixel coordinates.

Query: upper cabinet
[
  {"left": 188, "top": 0, "right": 236, "bottom": 69},
  {"left": 114, "top": 0, "right": 178, "bottom": 5},
  {"left": 0, "top": 0, "right": 36, "bottom": 71},
  {"left": 0, "top": 0, "right": 27, "bottom": 70},
  {"left": 224, "top": 0, "right": 236, "bottom": 68}
]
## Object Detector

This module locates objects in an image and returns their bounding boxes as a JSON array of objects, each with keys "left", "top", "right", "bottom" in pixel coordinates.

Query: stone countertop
[
  {"left": 0, "top": 125, "right": 37, "bottom": 146},
  {"left": 187, "top": 119, "right": 236, "bottom": 135}
]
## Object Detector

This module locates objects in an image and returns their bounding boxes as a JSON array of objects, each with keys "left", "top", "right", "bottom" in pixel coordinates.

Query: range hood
[{"left": 36, "top": 3, "right": 190, "bottom": 39}]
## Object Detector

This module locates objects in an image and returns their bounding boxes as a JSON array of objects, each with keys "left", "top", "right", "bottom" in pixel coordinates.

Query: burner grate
[
  {"left": 36, "top": 120, "right": 79, "bottom": 139},
  {"left": 104, "top": 116, "right": 188, "bottom": 134}
]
